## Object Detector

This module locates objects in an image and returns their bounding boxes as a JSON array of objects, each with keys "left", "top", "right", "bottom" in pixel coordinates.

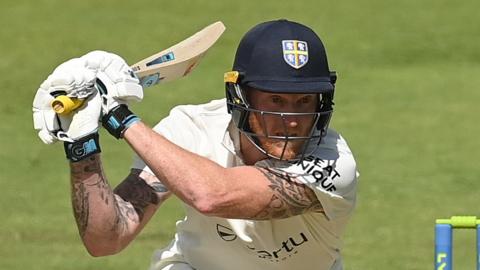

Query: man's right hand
[
  {"left": 80, "top": 51, "right": 143, "bottom": 114},
  {"left": 80, "top": 51, "right": 144, "bottom": 139}
]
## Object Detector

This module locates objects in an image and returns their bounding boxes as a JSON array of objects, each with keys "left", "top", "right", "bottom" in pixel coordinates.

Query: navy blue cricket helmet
[{"left": 225, "top": 19, "right": 337, "bottom": 160}]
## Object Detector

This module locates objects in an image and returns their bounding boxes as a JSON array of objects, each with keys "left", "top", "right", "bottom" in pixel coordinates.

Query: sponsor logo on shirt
[
  {"left": 216, "top": 224, "right": 308, "bottom": 262},
  {"left": 216, "top": 224, "right": 237, "bottom": 241},
  {"left": 247, "top": 232, "right": 308, "bottom": 262},
  {"left": 290, "top": 155, "right": 341, "bottom": 192}
]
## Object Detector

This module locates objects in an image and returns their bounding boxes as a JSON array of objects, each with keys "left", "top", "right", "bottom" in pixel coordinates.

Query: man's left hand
[{"left": 32, "top": 57, "right": 101, "bottom": 144}]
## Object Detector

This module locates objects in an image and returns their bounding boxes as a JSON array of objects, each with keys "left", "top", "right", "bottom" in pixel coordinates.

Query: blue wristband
[{"left": 102, "top": 105, "right": 140, "bottom": 139}]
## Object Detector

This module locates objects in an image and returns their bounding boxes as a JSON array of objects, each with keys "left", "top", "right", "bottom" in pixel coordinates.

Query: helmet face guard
[{"left": 225, "top": 73, "right": 335, "bottom": 161}]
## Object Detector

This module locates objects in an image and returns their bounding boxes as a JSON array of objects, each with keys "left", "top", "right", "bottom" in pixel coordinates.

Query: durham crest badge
[{"left": 282, "top": 40, "right": 308, "bottom": 69}]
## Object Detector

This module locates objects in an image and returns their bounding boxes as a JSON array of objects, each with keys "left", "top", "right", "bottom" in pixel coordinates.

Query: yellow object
[
  {"left": 436, "top": 216, "right": 480, "bottom": 228},
  {"left": 51, "top": 96, "right": 84, "bottom": 115},
  {"left": 224, "top": 71, "right": 239, "bottom": 83}
]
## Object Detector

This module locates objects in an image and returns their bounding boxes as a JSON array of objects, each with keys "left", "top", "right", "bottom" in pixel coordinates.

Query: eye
[
  {"left": 299, "top": 95, "right": 313, "bottom": 104},
  {"left": 271, "top": 95, "right": 283, "bottom": 104}
]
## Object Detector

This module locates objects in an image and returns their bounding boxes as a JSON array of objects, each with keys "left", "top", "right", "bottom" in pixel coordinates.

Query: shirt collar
[{"left": 221, "top": 120, "right": 245, "bottom": 161}]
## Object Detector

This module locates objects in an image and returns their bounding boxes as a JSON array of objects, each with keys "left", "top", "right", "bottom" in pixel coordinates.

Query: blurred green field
[{"left": 1, "top": 0, "right": 480, "bottom": 269}]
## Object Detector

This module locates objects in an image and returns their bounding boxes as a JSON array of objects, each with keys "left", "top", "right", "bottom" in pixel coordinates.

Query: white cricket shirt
[{"left": 131, "top": 98, "right": 359, "bottom": 270}]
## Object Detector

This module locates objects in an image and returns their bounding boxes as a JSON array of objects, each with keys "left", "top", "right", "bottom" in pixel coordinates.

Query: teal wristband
[{"left": 64, "top": 133, "right": 101, "bottom": 162}]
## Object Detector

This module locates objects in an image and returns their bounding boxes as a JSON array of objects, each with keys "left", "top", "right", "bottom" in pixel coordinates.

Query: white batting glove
[
  {"left": 81, "top": 50, "right": 143, "bottom": 114},
  {"left": 32, "top": 58, "right": 100, "bottom": 144},
  {"left": 33, "top": 50, "right": 143, "bottom": 160},
  {"left": 33, "top": 56, "right": 105, "bottom": 162},
  {"left": 81, "top": 51, "right": 143, "bottom": 139}
]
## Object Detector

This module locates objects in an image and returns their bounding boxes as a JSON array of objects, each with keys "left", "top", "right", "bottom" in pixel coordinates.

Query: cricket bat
[{"left": 52, "top": 21, "right": 226, "bottom": 115}]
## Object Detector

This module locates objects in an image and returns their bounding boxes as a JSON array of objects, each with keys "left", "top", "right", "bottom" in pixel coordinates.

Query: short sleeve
[
  {"left": 286, "top": 152, "right": 358, "bottom": 220},
  {"left": 256, "top": 131, "right": 359, "bottom": 220}
]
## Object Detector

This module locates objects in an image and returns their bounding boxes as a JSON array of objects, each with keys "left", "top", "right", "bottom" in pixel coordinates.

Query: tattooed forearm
[
  {"left": 70, "top": 154, "right": 127, "bottom": 236},
  {"left": 112, "top": 196, "right": 134, "bottom": 233},
  {"left": 70, "top": 155, "right": 109, "bottom": 237},
  {"left": 71, "top": 182, "right": 89, "bottom": 237},
  {"left": 69, "top": 155, "right": 170, "bottom": 242},
  {"left": 70, "top": 156, "right": 103, "bottom": 175},
  {"left": 254, "top": 167, "right": 323, "bottom": 219},
  {"left": 114, "top": 169, "right": 169, "bottom": 221}
]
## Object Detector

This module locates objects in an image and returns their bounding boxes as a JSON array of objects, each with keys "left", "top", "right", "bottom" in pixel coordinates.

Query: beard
[
  {"left": 260, "top": 138, "right": 306, "bottom": 160},
  {"left": 248, "top": 113, "right": 307, "bottom": 160}
]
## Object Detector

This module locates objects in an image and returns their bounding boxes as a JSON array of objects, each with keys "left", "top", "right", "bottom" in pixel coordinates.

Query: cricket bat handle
[{"left": 51, "top": 96, "right": 84, "bottom": 115}]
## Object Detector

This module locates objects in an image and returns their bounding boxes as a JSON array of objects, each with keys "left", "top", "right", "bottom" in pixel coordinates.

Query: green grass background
[{"left": 1, "top": 0, "right": 480, "bottom": 269}]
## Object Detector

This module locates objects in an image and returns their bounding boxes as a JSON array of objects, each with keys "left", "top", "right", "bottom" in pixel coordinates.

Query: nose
[
  {"left": 288, "top": 120, "right": 298, "bottom": 128},
  {"left": 284, "top": 115, "right": 299, "bottom": 128}
]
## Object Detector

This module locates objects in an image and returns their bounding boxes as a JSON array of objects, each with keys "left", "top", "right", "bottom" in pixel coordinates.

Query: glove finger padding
[
  {"left": 33, "top": 50, "right": 141, "bottom": 144},
  {"left": 32, "top": 57, "right": 101, "bottom": 144},
  {"left": 82, "top": 51, "right": 143, "bottom": 111},
  {"left": 81, "top": 51, "right": 143, "bottom": 139},
  {"left": 48, "top": 58, "right": 98, "bottom": 99},
  {"left": 96, "top": 72, "right": 143, "bottom": 114},
  {"left": 33, "top": 83, "right": 60, "bottom": 144},
  {"left": 33, "top": 90, "right": 102, "bottom": 144},
  {"left": 56, "top": 91, "right": 102, "bottom": 142}
]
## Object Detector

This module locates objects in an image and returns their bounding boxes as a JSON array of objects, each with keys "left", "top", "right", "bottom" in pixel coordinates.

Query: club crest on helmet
[{"left": 282, "top": 40, "right": 308, "bottom": 69}]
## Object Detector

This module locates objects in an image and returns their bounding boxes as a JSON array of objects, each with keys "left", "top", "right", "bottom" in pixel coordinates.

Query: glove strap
[
  {"left": 64, "top": 133, "right": 101, "bottom": 162},
  {"left": 102, "top": 105, "right": 141, "bottom": 139}
]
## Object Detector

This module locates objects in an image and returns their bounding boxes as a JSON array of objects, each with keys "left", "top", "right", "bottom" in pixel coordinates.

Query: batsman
[{"left": 32, "top": 19, "right": 359, "bottom": 270}]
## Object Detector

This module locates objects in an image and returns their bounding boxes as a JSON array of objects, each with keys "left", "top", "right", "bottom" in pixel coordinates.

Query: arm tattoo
[
  {"left": 254, "top": 167, "right": 323, "bottom": 219},
  {"left": 114, "top": 169, "right": 169, "bottom": 221},
  {"left": 70, "top": 155, "right": 111, "bottom": 237},
  {"left": 71, "top": 180, "right": 89, "bottom": 237},
  {"left": 112, "top": 195, "right": 135, "bottom": 233},
  {"left": 70, "top": 156, "right": 169, "bottom": 237}
]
